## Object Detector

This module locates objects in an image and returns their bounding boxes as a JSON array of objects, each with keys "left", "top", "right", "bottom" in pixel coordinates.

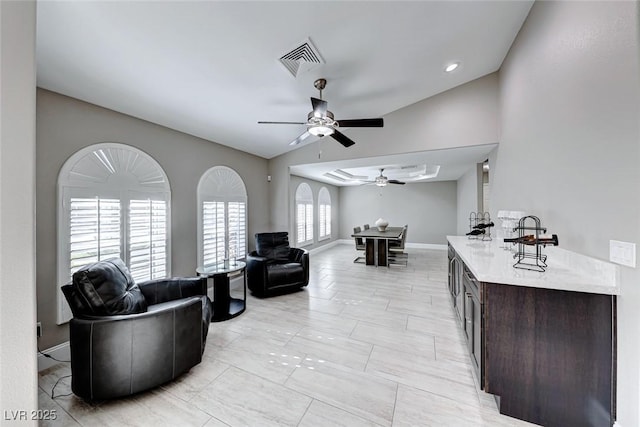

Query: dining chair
[
  {"left": 388, "top": 224, "right": 408, "bottom": 266},
  {"left": 363, "top": 224, "right": 370, "bottom": 230},
  {"left": 353, "top": 226, "right": 366, "bottom": 263}
]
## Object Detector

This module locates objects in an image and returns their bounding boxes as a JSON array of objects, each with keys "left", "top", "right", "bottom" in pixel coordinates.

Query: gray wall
[
  {"left": 456, "top": 166, "right": 478, "bottom": 235},
  {"left": 289, "top": 175, "right": 340, "bottom": 250},
  {"left": 269, "top": 73, "right": 500, "bottom": 237},
  {"left": 36, "top": 89, "right": 270, "bottom": 349},
  {"left": 340, "top": 181, "right": 457, "bottom": 245},
  {"left": 491, "top": 1, "right": 640, "bottom": 425},
  {"left": 1, "top": 0, "right": 38, "bottom": 418}
]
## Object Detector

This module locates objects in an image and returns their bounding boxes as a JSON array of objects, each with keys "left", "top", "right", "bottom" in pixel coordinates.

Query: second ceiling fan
[
  {"left": 362, "top": 168, "right": 406, "bottom": 187},
  {"left": 258, "top": 78, "right": 384, "bottom": 147}
]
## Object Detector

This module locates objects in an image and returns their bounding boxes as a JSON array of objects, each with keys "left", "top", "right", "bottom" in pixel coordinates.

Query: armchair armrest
[
  {"left": 138, "top": 277, "right": 207, "bottom": 305},
  {"left": 289, "top": 247, "right": 309, "bottom": 286},
  {"left": 247, "top": 251, "right": 269, "bottom": 294},
  {"left": 289, "top": 247, "right": 308, "bottom": 263}
]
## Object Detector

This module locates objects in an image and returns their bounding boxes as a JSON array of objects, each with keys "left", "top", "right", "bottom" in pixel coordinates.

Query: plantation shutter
[
  {"left": 202, "top": 201, "right": 226, "bottom": 266},
  {"left": 128, "top": 199, "right": 167, "bottom": 282},
  {"left": 305, "top": 203, "right": 313, "bottom": 241},
  {"left": 318, "top": 187, "right": 331, "bottom": 240},
  {"left": 295, "top": 183, "right": 314, "bottom": 245},
  {"left": 69, "top": 197, "right": 121, "bottom": 277},
  {"left": 297, "top": 204, "right": 306, "bottom": 244},
  {"left": 228, "top": 201, "right": 246, "bottom": 260}
]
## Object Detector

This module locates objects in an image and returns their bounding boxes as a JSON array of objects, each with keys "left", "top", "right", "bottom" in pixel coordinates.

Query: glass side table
[{"left": 196, "top": 261, "right": 246, "bottom": 322}]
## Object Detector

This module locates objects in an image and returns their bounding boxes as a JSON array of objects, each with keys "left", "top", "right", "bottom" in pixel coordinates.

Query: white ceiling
[
  {"left": 36, "top": 1, "right": 533, "bottom": 160},
  {"left": 289, "top": 144, "right": 497, "bottom": 186}
]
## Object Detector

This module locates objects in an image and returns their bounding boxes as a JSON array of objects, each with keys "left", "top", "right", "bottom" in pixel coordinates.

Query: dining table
[{"left": 351, "top": 226, "right": 404, "bottom": 266}]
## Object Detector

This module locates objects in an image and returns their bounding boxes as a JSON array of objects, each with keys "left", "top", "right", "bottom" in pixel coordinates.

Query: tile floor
[{"left": 38, "top": 245, "right": 538, "bottom": 426}]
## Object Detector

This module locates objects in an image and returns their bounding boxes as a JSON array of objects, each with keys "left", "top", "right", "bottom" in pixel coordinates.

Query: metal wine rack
[
  {"left": 510, "top": 215, "right": 554, "bottom": 272},
  {"left": 468, "top": 212, "right": 493, "bottom": 241}
]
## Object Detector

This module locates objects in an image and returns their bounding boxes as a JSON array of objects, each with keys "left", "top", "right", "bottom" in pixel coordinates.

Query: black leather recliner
[
  {"left": 61, "top": 258, "right": 212, "bottom": 401},
  {"left": 246, "top": 232, "right": 309, "bottom": 297}
]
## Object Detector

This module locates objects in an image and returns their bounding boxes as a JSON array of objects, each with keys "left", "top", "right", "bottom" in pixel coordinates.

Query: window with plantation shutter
[
  {"left": 295, "top": 183, "right": 314, "bottom": 246},
  {"left": 69, "top": 197, "right": 121, "bottom": 273},
  {"left": 318, "top": 187, "right": 331, "bottom": 240},
  {"left": 58, "top": 143, "right": 171, "bottom": 324},
  {"left": 197, "top": 166, "right": 248, "bottom": 268}
]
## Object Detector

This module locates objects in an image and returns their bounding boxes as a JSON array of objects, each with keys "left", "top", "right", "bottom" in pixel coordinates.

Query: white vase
[{"left": 375, "top": 217, "right": 389, "bottom": 231}]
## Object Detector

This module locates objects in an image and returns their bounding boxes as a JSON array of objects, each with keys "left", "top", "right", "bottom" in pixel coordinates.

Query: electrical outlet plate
[{"left": 609, "top": 240, "right": 636, "bottom": 268}]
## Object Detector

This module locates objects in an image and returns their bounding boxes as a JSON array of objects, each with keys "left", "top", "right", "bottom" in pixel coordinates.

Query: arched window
[
  {"left": 295, "top": 183, "right": 314, "bottom": 246},
  {"left": 197, "top": 166, "right": 247, "bottom": 267},
  {"left": 318, "top": 187, "right": 332, "bottom": 240},
  {"left": 57, "top": 143, "right": 171, "bottom": 323}
]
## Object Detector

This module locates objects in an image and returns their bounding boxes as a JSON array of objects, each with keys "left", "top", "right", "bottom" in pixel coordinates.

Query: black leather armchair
[
  {"left": 61, "top": 258, "right": 212, "bottom": 401},
  {"left": 246, "top": 232, "right": 309, "bottom": 297}
]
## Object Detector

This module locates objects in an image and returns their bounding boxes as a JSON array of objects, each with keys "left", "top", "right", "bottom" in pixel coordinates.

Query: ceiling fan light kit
[
  {"left": 366, "top": 168, "right": 406, "bottom": 187},
  {"left": 259, "top": 78, "right": 384, "bottom": 148}
]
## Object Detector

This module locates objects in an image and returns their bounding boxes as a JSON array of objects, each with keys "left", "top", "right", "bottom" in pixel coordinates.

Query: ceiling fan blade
[
  {"left": 310, "top": 97, "right": 328, "bottom": 117},
  {"left": 336, "top": 118, "right": 384, "bottom": 128},
  {"left": 330, "top": 129, "right": 356, "bottom": 148},
  {"left": 258, "top": 121, "right": 306, "bottom": 125},
  {"left": 289, "top": 131, "right": 313, "bottom": 146},
  {"left": 388, "top": 180, "right": 406, "bottom": 185}
]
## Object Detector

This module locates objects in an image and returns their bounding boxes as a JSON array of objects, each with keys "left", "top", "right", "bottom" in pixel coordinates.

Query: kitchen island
[{"left": 447, "top": 236, "right": 619, "bottom": 427}]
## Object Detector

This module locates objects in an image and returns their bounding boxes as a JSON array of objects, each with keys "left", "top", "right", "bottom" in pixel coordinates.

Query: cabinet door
[
  {"left": 464, "top": 287, "right": 473, "bottom": 346},
  {"left": 454, "top": 271, "right": 464, "bottom": 322},
  {"left": 447, "top": 257, "right": 455, "bottom": 299},
  {"left": 471, "top": 294, "right": 481, "bottom": 375}
]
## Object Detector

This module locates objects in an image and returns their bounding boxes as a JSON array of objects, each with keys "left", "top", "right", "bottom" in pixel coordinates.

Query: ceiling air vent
[{"left": 279, "top": 38, "right": 325, "bottom": 78}]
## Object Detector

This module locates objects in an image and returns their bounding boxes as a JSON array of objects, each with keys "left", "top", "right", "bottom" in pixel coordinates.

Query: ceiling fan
[
  {"left": 258, "top": 78, "right": 384, "bottom": 147},
  {"left": 363, "top": 169, "right": 406, "bottom": 187}
]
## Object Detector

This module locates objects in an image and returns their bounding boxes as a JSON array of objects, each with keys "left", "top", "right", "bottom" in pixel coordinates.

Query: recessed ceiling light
[{"left": 445, "top": 62, "right": 460, "bottom": 73}]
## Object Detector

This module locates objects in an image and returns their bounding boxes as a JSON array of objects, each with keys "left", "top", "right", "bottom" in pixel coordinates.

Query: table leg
[
  {"left": 212, "top": 274, "right": 231, "bottom": 321},
  {"left": 365, "top": 238, "right": 376, "bottom": 265},
  {"left": 377, "top": 239, "right": 388, "bottom": 267}
]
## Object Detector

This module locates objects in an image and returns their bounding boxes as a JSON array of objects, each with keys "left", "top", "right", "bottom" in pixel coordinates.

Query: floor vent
[{"left": 279, "top": 38, "right": 325, "bottom": 78}]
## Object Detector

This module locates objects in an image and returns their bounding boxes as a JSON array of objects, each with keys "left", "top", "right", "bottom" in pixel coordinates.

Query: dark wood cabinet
[
  {"left": 483, "top": 283, "right": 616, "bottom": 427},
  {"left": 447, "top": 243, "right": 617, "bottom": 427}
]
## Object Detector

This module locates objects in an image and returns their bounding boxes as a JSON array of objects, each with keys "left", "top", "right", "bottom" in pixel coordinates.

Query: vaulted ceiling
[{"left": 36, "top": 1, "right": 533, "bottom": 159}]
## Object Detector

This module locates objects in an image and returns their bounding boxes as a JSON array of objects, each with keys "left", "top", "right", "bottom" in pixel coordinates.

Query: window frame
[
  {"left": 197, "top": 166, "right": 248, "bottom": 268},
  {"left": 295, "top": 182, "right": 314, "bottom": 247},
  {"left": 57, "top": 143, "right": 171, "bottom": 324}
]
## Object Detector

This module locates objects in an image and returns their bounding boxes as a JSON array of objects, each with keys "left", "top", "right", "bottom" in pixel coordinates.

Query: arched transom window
[
  {"left": 197, "top": 166, "right": 247, "bottom": 267},
  {"left": 57, "top": 143, "right": 171, "bottom": 323},
  {"left": 295, "top": 183, "right": 314, "bottom": 246}
]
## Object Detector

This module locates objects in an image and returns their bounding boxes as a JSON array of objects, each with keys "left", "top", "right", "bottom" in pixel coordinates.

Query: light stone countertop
[{"left": 447, "top": 235, "right": 620, "bottom": 295}]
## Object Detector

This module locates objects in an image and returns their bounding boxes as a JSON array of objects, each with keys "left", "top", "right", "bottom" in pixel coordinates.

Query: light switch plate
[{"left": 610, "top": 240, "right": 636, "bottom": 268}]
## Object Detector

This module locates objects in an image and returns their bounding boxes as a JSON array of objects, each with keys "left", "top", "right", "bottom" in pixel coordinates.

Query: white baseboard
[
  {"left": 38, "top": 341, "right": 70, "bottom": 371},
  {"left": 336, "top": 239, "right": 446, "bottom": 250},
  {"left": 308, "top": 240, "right": 341, "bottom": 255},
  {"left": 406, "top": 243, "right": 447, "bottom": 250}
]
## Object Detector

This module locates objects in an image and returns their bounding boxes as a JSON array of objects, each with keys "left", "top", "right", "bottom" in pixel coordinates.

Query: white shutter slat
[
  {"left": 69, "top": 197, "right": 121, "bottom": 276},
  {"left": 129, "top": 199, "right": 167, "bottom": 282},
  {"left": 305, "top": 203, "right": 313, "bottom": 242},
  {"left": 203, "top": 201, "right": 226, "bottom": 266},
  {"left": 228, "top": 201, "right": 247, "bottom": 260}
]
